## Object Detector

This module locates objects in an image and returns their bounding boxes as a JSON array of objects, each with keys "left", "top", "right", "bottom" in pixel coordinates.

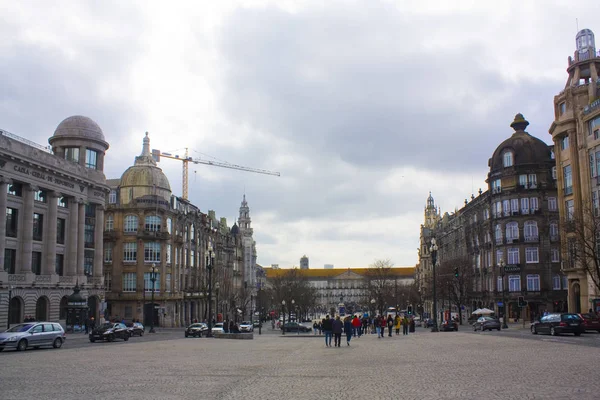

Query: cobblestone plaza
[{"left": 1, "top": 331, "right": 598, "bottom": 400}]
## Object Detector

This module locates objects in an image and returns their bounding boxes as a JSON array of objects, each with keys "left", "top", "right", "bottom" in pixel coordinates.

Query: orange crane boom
[{"left": 151, "top": 148, "right": 280, "bottom": 200}]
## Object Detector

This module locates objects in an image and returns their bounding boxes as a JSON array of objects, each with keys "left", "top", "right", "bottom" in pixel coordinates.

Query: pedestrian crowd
[{"left": 317, "top": 314, "right": 416, "bottom": 347}]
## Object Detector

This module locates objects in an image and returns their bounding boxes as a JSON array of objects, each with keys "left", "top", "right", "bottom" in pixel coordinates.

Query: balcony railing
[{"left": 524, "top": 236, "right": 539, "bottom": 243}]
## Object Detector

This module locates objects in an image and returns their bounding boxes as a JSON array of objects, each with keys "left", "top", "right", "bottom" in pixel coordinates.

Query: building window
[
  {"left": 563, "top": 165, "right": 572, "bottom": 195},
  {"left": 565, "top": 199, "right": 575, "bottom": 221},
  {"left": 84, "top": 250, "right": 94, "bottom": 276},
  {"left": 502, "top": 200, "right": 510, "bottom": 216},
  {"left": 503, "top": 151, "right": 513, "bottom": 167},
  {"left": 167, "top": 218, "right": 172, "bottom": 234},
  {"left": 589, "top": 116, "right": 600, "bottom": 138},
  {"left": 108, "top": 190, "right": 117, "bottom": 204},
  {"left": 85, "top": 149, "right": 98, "bottom": 169},
  {"left": 124, "top": 215, "right": 138, "bottom": 233},
  {"left": 594, "top": 191, "right": 600, "bottom": 216},
  {"left": 144, "top": 242, "right": 161, "bottom": 263},
  {"left": 34, "top": 190, "right": 46, "bottom": 203},
  {"left": 526, "top": 274, "right": 540, "bottom": 291},
  {"left": 524, "top": 221, "right": 538, "bottom": 240},
  {"left": 530, "top": 197, "right": 539, "bottom": 211},
  {"left": 7, "top": 183, "right": 22, "bottom": 196},
  {"left": 553, "top": 275, "right": 561, "bottom": 290},
  {"left": 165, "top": 273, "right": 171, "bottom": 292},
  {"left": 551, "top": 248, "right": 560, "bottom": 262},
  {"left": 144, "top": 272, "right": 161, "bottom": 292},
  {"left": 506, "top": 222, "right": 519, "bottom": 241},
  {"left": 483, "top": 208, "right": 490, "bottom": 220},
  {"left": 559, "top": 102, "right": 566, "bottom": 115},
  {"left": 105, "top": 214, "right": 114, "bottom": 232},
  {"left": 497, "top": 277, "right": 503, "bottom": 292},
  {"left": 560, "top": 136, "right": 569, "bottom": 151},
  {"left": 508, "top": 275, "right": 521, "bottom": 292},
  {"left": 55, "top": 254, "right": 64, "bottom": 276},
  {"left": 166, "top": 244, "right": 172, "bottom": 264},
  {"left": 33, "top": 213, "right": 44, "bottom": 241},
  {"left": 510, "top": 199, "right": 519, "bottom": 214},
  {"left": 58, "top": 197, "right": 68, "bottom": 208},
  {"left": 4, "top": 249, "right": 16, "bottom": 274},
  {"left": 550, "top": 222, "right": 559, "bottom": 240},
  {"left": 562, "top": 276, "right": 568, "bottom": 290},
  {"left": 123, "top": 242, "right": 137, "bottom": 262},
  {"left": 57, "top": 218, "right": 65, "bottom": 244},
  {"left": 548, "top": 197, "right": 557, "bottom": 211},
  {"left": 519, "top": 199, "right": 529, "bottom": 215},
  {"left": 6, "top": 208, "right": 18, "bottom": 238},
  {"left": 507, "top": 248, "right": 519, "bottom": 264},
  {"left": 145, "top": 215, "right": 161, "bottom": 232},
  {"left": 519, "top": 174, "right": 527, "bottom": 188},
  {"left": 104, "top": 272, "right": 112, "bottom": 291},
  {"left": 122, "top": 273, "right": 137, "bottom": 292},
  {"left": 32, "top": 251, "right": 42, "bottom": 275},
  {"left": 525, "top": 247, "right": 539, "bottom": 263},
  {"left": 104, "top": 242, "right": 113, "bottom": 263},
  {"left": 64, "top": 147, "right": 80, "bottom": 163}
]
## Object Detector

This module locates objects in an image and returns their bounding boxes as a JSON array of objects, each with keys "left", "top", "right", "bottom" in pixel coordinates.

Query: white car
[
  {"left": 211, "top": 323, "right": 224, "bottom": 333},
  {"left": 239, "top": 321, "right": 254, "bottom": 332}
]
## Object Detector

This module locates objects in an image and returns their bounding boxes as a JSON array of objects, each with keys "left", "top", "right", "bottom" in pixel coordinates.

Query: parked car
[
  {"left": 211, "top": 323, "right": 224, "bottom": 334},
  {"left": 578, "top": 313, "right": 600, "bottom": 332},
  {"left": 253, "top": 321, "right": 261, "bottom": 328},
  {"left": 239, "top": 321, "right": 254, "bottom": 333},
  {"left": 0, "top": 322, "right": 65, "bottom": 352},
  {"left": 185, "top": 323, "right": 208, "bottom": 337},
  {"left": 473, "top": 316, "right": 501, "bottom": 331},
  {"left": 127, "top": 322, "right": 145, "bottom": 337},
  {"left": 531, "top": 313, "right": 584, "bottom": 336},
  {"left": 89, "top": 323, "right": 130, "bottom": 342},
  {"left": 441, "top": 320, "right": 458, "bottom": 332},
  {"left": 281, "top": 322, "right": 311, "bottom": 333}
]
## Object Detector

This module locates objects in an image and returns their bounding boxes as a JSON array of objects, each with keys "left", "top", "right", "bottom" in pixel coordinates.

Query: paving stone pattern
[{"left": 0, "top": 331, "right": 597, "bottom": 400}]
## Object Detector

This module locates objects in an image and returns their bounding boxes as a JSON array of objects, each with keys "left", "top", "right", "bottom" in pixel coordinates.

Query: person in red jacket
[{"left": 352, "top": 315, "right": 362, "bottom": 337}]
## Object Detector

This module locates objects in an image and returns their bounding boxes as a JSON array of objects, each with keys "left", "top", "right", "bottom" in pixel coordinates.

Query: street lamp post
[
  {"left": 257, "top": 283, "right": 263, "bottom": 335},
  {"left": 206, "top": 242, "right": 215, "bottom": 337},
  {"left": 281, "top": 300, "right": 286, "bottom": 335},
  {"left": 149, "top": 264, "right": 159, "bottom": 333},
  {"left": 499, "top": 259, "right": 508, "bottom": 329},
  {"left": 7, "top": 285, "right": 14, "bottom": 329},
  {"left": 215, "top": 282, "right": 220, "bottom": 320},
  {"left": 430, "top": 238, "right": 439, "bottom": 332}
]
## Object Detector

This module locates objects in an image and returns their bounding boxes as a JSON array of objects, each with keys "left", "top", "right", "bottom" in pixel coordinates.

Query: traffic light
[
  {"left": 407, "top": 306, "right": 412, "bottom": 315},
  {"left": 454, "top": 267, "right": 459, "bottom": 278}
]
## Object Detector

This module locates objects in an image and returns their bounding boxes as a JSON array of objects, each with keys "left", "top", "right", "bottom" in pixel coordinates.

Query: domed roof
[
  {"left": 120, "top": 133, "right": 171, "bottom": 192},
  {"left": 51, "top": 115, "right": 107, "bottom": 143},
  {"left": 489, "top": 114, "right": 552, "bottom": 172}
]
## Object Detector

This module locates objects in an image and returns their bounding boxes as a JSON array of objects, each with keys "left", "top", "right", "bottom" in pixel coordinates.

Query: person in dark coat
[
  {"left": 344, "top": 317, "right": 353, "bottom": 346},
  {"left": 332, "top": 316, "right": 343, "bottom": 347},
  {"left": 322, "top": 316, "right": 333, "bottom": 347}
]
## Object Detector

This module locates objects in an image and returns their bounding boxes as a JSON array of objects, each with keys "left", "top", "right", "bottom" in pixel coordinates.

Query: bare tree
[
  {"left": 266, "top": 269, "right": 316, "bottom": 321},
  {"left": 364, "top": 259, "right": 396, "bottom": 315},
  {"left": 562, "top": 203, "right": 600, "bottom": 296},
  {"left": 437, "top": 255, "right": 475, "bottom": 324}
]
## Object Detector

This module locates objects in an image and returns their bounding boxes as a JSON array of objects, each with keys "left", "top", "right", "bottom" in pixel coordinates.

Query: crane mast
[{"left": 151, "top": 147, "right": 280, "bottom": 200}]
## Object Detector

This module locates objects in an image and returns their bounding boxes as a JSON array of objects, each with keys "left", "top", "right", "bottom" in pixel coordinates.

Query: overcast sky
[{"left": 1, "top": 1, "right": 598, "bottom": 269}]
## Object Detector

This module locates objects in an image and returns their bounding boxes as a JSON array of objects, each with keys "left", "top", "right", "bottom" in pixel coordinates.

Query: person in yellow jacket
[{"left": 394, "top": 315, "right": 401, "bottom": 335}]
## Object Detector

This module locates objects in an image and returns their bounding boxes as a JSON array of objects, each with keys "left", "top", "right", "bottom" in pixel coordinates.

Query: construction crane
[{"left": 151, "top": 148, "right": 280, "bottom": 200}]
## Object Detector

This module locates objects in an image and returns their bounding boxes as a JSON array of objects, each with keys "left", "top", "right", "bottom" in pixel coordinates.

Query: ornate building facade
[
  {"left": 418, "top": 115, "right": 567, "bottom": 323},
  {"left": 549, "top": 28, "right": 600, "bottom": 313},
  {"left": 103, "top": 134, "right": 247, "bottom": 327},
  {"left": 1, "top": 116, "right": 109, "bottom": 325}
]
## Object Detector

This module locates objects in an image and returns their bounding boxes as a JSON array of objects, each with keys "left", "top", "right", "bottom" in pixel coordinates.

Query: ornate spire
[{"left": 134, "top": 132, "right": 157, "bottom": 166}]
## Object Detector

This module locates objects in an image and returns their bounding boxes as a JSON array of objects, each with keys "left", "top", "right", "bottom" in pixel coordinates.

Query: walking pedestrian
[
  {"left": 395, "top": 315, "right": 401, "bottom": 335},
  {"left": 402, "top": 315, "right": 409, "bottom": 335},
  {"left": 332, "top": 316, "right": 343, "bottom": 347},
  {"left": 313, "top": 321, "right": 318, "bottom": 335},
  {"left": 352, "top": 315, "right": 361, "bottom": 337},
  {"left": 344, "top": 316, "right": 353, "bottom": 346},
  {"left": 322, "top": 316, "right": 333, "bottom": 347},
  {"left": 376, "top": 316, "right": 382, "bottom": 338},
  {"left": 387, "top": 315, "right": 393, "bottom": 337}
]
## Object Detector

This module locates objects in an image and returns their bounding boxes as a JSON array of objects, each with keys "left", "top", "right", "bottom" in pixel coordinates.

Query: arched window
[
  {"left": 190, "top": 225, "right": 195, "bottom": 240},
  {"left": 145, "top": 215, "right": 161, "bottom": 232},
  {"left": 505, "top": 222, "right": 519, "bottom": 240},
  {"left": 524, "top": 221, "right": 538, "bottom": 240},
  {"left": 124, "top": 215, "right": 138, "bottom": 233},
  {"left": 503, "top": 151, "right": 513, "bottom": 167}
]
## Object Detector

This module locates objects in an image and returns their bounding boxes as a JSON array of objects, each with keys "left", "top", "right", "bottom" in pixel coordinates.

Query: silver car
[{"left": 0, "top": 322, "right": 66, "bottom": 351}]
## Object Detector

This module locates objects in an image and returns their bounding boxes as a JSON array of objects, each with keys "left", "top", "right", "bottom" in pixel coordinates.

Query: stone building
[
  {"left": 1, "top": 116, "right": 109, "bottom": 325},
  {"left": 549, "top": 28, "right": 600, "bottom": 313},
  {"left": 102, "top": 134, "right": 246, "bottom": 327},
  {"left": 418, "top": 114, "right": 567, "bottom": 323}
]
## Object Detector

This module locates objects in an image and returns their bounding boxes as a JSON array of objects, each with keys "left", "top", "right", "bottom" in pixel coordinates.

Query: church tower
[
  {"left": 238, "top": 195, "right": 257, "bottom": 288},
  {"left": 424, "top": 192, "right": 440, "bottom": 229}
]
